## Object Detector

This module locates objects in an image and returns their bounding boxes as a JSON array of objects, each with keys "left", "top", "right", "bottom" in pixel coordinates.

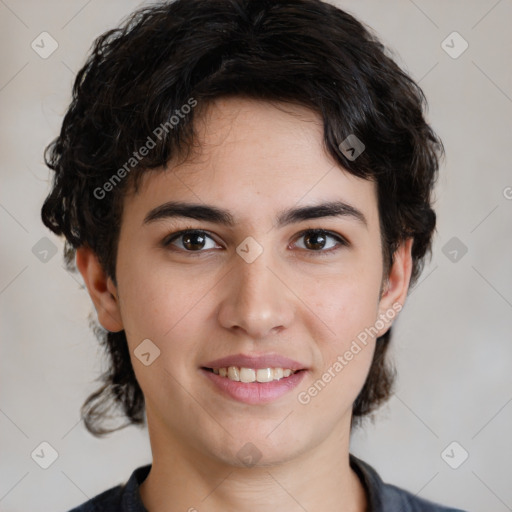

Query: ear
[
  {"left": 75, "top": 246, "right": 124, "bottom": 332},
  {"left": 376, "top": 238, "right": 413, "bottom": 337}
]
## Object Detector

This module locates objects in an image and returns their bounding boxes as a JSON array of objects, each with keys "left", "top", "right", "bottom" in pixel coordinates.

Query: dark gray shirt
[{"left": 67, "top": 454, "right": 467, "bottom": 511}]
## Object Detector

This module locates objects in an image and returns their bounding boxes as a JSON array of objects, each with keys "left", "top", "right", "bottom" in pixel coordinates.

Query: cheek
[
  {"left": 119, "top": 269, "right": 195, "bottom": 340},
  {"left": 315, "top": 284, "right": 379, "bottom": 382},
  {"left": 299, "top": 253, "right": 382, "bottom": 395},
  {"left": 305, "top": 262, "right": 382, "bottom": 343},
  {"left": 115, "top": 261, "right": 208, "bottom": 397},
  {"left": 302, "top": 281, "right": 379, "bottom": 412},
  {"left": 116, "top": 250, "right": 219, "bottom": 360}
]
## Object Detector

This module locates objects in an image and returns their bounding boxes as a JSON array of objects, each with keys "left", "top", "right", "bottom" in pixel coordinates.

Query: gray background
[{"left": 1, "top": 1, "right": 511, "bottom": 511}]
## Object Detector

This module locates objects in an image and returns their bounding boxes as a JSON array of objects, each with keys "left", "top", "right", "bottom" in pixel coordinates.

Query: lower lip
[{"left": 200, "top": 368, "right": 307, "bottom": 405}]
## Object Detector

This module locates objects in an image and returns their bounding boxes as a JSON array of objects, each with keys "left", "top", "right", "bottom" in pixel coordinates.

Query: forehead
[{"left": 126, "top": 97, "right": 379, "bottom": 228}]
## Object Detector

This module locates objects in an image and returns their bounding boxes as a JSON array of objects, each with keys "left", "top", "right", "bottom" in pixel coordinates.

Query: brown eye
[
  {"left": 294, "top": 229, "right": 347, "bottom": 253},
  {"left": 182, "top": 232, "right": 206, "bottom": 250},
  {"left": 164, "top": 230, "right": 219, "bottom": 252},
  {"left": 303, "top": 231, "right": 327, "bottom": 250}
]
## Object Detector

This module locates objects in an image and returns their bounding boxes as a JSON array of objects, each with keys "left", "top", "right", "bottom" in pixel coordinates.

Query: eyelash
[{"left": 161, "top": 227, "right": 349, "bottom": 256}]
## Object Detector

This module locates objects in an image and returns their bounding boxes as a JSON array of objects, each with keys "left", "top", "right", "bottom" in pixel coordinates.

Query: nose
[{"left": 217, "top": 245, "right": 295, "bottom": 339}]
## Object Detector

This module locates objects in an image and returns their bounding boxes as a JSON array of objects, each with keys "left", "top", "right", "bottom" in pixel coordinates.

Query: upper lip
[{"left": 202, "top": 353, "right": 307, "bottom": 370}]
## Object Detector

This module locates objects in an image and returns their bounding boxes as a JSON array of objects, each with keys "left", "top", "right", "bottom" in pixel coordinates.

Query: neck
[{"left": 139, "top": 410, "right": 367, "bottom": 512}]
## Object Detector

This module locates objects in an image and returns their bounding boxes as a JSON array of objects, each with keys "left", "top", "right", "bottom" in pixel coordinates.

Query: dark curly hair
[{"left": 41, "top": 0, "right": 444, "bottom": 436}]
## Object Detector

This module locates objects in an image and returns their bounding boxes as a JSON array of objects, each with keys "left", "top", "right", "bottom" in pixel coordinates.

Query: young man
[{"left": 41, "top": 0, "right": 465, "bottom": 510}]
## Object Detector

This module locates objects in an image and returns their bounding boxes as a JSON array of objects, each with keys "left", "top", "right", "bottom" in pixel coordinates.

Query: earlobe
[
  {"left": 376, "top": 238, "right": 414, "bottom": 336},
  {"left": 75, "top": 247, "right": 124, "bottom": 332}
]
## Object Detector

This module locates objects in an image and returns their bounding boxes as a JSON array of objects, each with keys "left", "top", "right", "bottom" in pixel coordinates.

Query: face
[{"left": 79, "top": 97, "right": 412, "bottom": 468}]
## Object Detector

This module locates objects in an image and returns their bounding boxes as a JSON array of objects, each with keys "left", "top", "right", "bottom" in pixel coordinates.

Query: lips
[
  {"left": 200, "top": 365, "right": 307, "bottom": 404},
  {"left": 202, "top": 353, "right": 308, "bottom": 371}
]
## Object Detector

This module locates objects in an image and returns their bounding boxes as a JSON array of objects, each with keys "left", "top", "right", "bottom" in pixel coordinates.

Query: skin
[{"left": 76, "top": 97, "right": 413, "bottom": 512}]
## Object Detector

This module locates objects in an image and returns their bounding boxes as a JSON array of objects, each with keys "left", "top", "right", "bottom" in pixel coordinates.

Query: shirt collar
[{"left": 350, "top": 453, "right": 385, "bottom": 511}]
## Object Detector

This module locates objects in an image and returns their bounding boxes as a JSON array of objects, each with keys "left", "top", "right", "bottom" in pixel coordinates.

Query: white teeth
[
  {"left": 228, "top": 366, "right": 240, "bottom": 381},
  {"left": 240, "top": 368, "right": 256, "bottom": 382},
  {"left": 210, "top": 366, "right": 298, "bottom": 382},
  {"left": 274, "top": 367, "right": 284, "bottom": 380},
  {"left": 256, "top": 368, "right": 272, "bottom": 383}
]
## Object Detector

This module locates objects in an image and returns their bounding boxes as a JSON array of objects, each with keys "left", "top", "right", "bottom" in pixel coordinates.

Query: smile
[
  {"left": 200, "top": 367, "right": 307, "bottom": 404},
  {"left": 205, "top": 366, "right": 298, "bottom": 383}
]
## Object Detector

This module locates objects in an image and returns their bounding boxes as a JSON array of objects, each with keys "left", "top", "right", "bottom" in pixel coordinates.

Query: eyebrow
[{"left": 143, "top": 200, "right": 367, "bottom": 228}]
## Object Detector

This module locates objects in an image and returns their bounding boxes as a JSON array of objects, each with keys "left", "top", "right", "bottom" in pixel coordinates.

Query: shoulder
[
  {"left": 66, "top": 485, "right": 123, "bottom": 512},
  {"left": 380, "top": 480, "right": 467, "bottom": 511},
  {"left": 349, "top": 454, "right": 468, "bottom": 512},
  {"left": 65, "top": 464, "right": 151, "bottom": 512}
]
